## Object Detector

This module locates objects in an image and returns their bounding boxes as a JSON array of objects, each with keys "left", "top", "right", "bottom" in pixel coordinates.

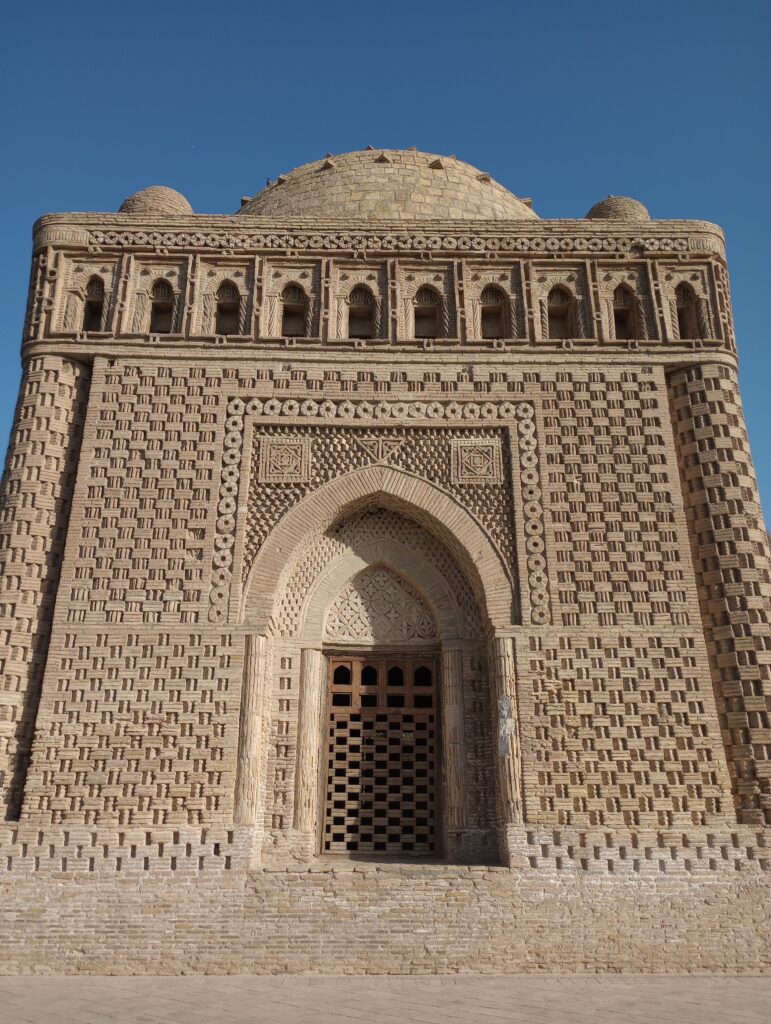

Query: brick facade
[{"left": 0, "top": 150, "right": 768, "bottom": 972}]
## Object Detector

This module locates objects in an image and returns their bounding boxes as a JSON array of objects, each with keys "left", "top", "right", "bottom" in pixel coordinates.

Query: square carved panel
[
  {"left": 451, "top": 437, "right": 503, "bottom": 485},
  {"left": 258, "top": 437, "right": 311, "bottom": 483}
]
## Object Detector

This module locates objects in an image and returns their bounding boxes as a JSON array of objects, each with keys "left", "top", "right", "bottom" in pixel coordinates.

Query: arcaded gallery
[{"left": 0, "top": 150, "right": 769, "bottom": 972}]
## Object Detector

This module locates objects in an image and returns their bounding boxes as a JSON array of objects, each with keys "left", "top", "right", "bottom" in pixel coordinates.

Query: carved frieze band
[
  {"left": 514, "top": 403, "right": 550, "bottom": 626},
  {"left": 208, "top": 398, "right": 549, "bottom": 625},
  {"left": 223, "top": 396, "right": 525, "bottom": 423},
  {"left": 76, "top": 228, "right": 702, "bottom": 258},
  {"left": 210, "top": 398, "right": 254, "bottom": 623}
]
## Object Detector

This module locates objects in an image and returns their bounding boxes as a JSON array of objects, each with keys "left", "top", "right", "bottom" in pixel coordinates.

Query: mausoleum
[{"left": 0, "top": 149, "right": 769, "bottom": 972}]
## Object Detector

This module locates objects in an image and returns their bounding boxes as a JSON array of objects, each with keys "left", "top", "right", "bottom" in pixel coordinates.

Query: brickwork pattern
[
  {"left": 58, "top": 255, "right": 120, "bottom": 333},
  {"left": 541, "top": 370, "right": 692, "bottom": 628},
  {"left": 519, "top": 633, "right": 733, "bottom": 828},
  {"left": 514, "top": 401, "right": 550, "bottom": 624},
  {"left": 243, "top": 424, "right": 517, "bottom": 589},
  {"left": 460, "top": 646, "right": 496, "bottom": 841},
  {"left": 22, "top": 630, "right": 241, "bottom": 826},
  {"left": 0, "top": 356, "right": 90, "bottom": 819},
  {"left": 0, "top": 823, "right": 243, "bottom": 875},
  {"left": 263, "top": 502, "right": 496, "bottom": 860},
  {"left": 64, "top": 363, "right": 221, "bottom": 626},
  {"left": 2, "top": 154, "right": 768, "bottom": 973},
  {"left": 0, "top": 822, "right": 767, "bottom": 878},
  {"left": 33, "top": 207, "right": 732, "bottom": 356},
  {"left": 259, "top": 645, "right": 500, "bottom": 862},
  {"left": 669, "top": 364, "right": 771, "bottom": 824},
  {"left": 239, "top": 150, "right": 538, "bottom": 221},
  {"left": 275, "top": 507, "right": 483, "bottom": 640},
  {"left": 262, "top": 648, "right": 295, "bottom": 846},
  {"left": 0, "top": 861, "right": 769, "bottom": 973}
]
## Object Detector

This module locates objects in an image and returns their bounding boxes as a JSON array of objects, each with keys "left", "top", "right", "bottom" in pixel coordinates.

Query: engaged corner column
[
  {"left": 293, "top": 647, "right": 326, "bottom": 839},
  {"left": 489, "top": 634, "right": 524, "bottom": 825},
  {"left": 234, "top": 633, "right": 270, "bottom": 825},
  {"left": 441, "top": 647, "right": 468, "bottom": 832}
]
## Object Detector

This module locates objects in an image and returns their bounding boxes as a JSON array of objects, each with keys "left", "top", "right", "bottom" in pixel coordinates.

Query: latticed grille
[
  {"left": 323, "top": 656, "right": 437, "bottom": 855},
  {"left": 85, "top": 275, "right": 104, "bottom": 299},
  {"left": 151, "top": 279, "right": 173, "bottom": 300}
]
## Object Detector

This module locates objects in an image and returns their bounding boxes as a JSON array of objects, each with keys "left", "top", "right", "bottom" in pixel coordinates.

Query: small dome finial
[
  {"left": 585, "top": 195, "right": 650, "bottom": 221},
  {"left": 118, "top": 185, "right": 193, "bottom": 215}
]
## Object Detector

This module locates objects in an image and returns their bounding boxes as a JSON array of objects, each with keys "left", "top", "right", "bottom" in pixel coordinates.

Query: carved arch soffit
[{"left": 293, "top": 539, "right": 468, "bottom": 645}]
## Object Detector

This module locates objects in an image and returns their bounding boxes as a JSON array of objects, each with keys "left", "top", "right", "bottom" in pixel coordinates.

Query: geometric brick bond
[{"left": 0, "top": 150, "right": 769, "bottom": 973}]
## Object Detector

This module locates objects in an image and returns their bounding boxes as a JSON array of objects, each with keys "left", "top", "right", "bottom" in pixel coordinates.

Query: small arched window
[
  {"left": 547, "top": 286, "right": 573, "bottom": 339},
  {"left": 414, "top": 286, "right": 441, "bottom": 339},
  {"left": 150, "top": 279, "right": 174, "bottom": 334},
  {"left": 613, "top": 285, "right": 635, "bottom": 340},
  {"left": 331, "top": 662, "right": 352, "bottom": 707},
  {"left": 675, "top": 282, "right": 700, "bottom": 339},
  {"left": 281, "top": 283, "right": 308, "bottom": 337},
  {"left": 480, "top": 285, "right": 506, "bottom": 339},
  {"left": 82, "top": 276, "right": 105, "bottom": 332},
  {"left": 215, "top": 280, "right": 240, "bottom": 335},
  {"left": 413, "top": 665, "right": 432, "bottom": 687},
  {"left": 333, "top": 664, "right": 351, "bottom": 687},
  {"left": 361, "top": 664, "right": 378, "bottom": 687},
  {"left": 347, "top": 285, "right": 375, "bottom": 339},
  {"left": 387, "top": 665, "right": 404, "bottom": 687}
]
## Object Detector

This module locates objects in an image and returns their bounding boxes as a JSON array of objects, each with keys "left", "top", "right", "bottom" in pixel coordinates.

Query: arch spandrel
[{"left": 240, "top": 464, "right": 515, "bottom": 631}]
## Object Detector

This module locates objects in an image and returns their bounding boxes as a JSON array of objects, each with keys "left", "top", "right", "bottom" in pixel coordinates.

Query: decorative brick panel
[
  {"left": 23, "top": 629, "right": 242, "bottom": 827},
  {"left": 0, "top": 356, "right": 90, "bottom": 819},
  {"left": 519, "top": 632, "right": 733, "bottom": 828},
  {"left": 669, "top": 364, "right": 771, "bottom": 824}
]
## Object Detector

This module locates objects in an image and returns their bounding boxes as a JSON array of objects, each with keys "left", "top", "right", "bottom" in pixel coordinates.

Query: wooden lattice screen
[{"left": 323, "top": 655, "right": 438, "bottom": 855}]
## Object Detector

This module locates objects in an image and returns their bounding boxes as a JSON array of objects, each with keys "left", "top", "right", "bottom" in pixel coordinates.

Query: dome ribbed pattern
[{"left": 238, "top": 150, "right": 537, "bottom": 221}]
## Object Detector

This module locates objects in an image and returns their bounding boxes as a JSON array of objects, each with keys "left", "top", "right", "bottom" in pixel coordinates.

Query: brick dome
[
  {"left": 119, "top": 186, "right": 193, "bottom": 215},
  {"left": 585, "top": 195, "right": 650, "bottom": 221},
  {"left": 238, "top": 150, "right": 538, "bottom": 221}
]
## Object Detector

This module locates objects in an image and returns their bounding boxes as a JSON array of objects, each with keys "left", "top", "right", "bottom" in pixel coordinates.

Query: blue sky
[{"left": 1, "top": 1, "right": 770, "bottom": 509}]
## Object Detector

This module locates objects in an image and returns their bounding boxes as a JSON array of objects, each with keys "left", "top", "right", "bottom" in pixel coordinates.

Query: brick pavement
[{"left": 0, "top": 975, "right": 770, "bottom": 1024}]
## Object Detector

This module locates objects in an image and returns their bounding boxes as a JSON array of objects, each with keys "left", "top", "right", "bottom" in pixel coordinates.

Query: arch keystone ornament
[{"left": 0, "top": 149, "right": 768, "bottom": 974}]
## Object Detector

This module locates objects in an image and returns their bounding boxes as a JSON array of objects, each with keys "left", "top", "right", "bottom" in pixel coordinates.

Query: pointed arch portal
[{"left": 235, "top": 466, "right": 523, "bottom": 866}]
